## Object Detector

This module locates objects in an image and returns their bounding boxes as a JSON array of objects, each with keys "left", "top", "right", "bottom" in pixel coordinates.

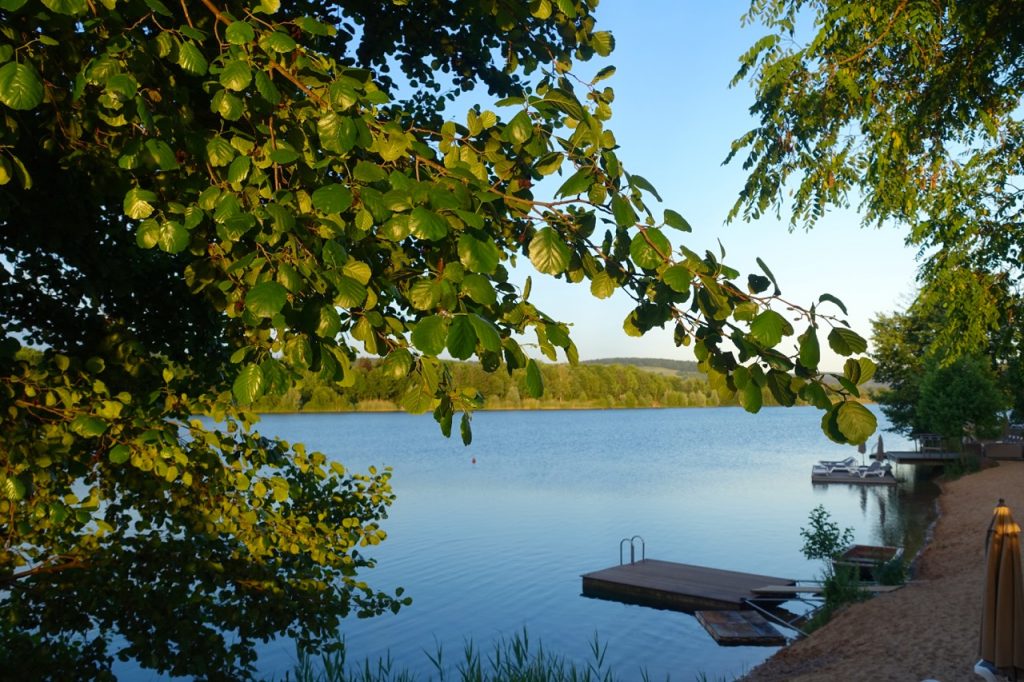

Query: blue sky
[{"left": 513, "top": 1, "right": 921, "bottom": 370}]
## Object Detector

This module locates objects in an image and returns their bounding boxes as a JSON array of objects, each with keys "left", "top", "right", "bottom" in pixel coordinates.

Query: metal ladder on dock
[{"left": 619, "top": 535, "right": 645, "bottom": 565}]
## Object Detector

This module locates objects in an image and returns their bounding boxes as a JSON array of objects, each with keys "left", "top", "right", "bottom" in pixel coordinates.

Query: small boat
[{"left": 833, "top": 544, "right": 904, "bottom": 580}]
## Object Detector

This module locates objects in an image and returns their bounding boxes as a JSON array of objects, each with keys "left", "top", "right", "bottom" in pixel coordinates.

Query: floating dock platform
[
  {"left": 694, "top": 609, "right": 786, "bottom": 646},
  {"left": 581, "top": 559, "right": 795, "bottom": 612},
  {"left": 810, "top": 470, "right": 898, "bottom": 485}
]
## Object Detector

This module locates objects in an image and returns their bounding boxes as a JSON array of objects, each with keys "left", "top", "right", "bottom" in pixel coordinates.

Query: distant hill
[{"left": 584, "top": 357, "right": 700, "bottom": 377}]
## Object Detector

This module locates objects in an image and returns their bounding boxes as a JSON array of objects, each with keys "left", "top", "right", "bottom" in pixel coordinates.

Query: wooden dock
[
  {"left": 883, "top": 450, "right": 960, "bottom": 464},
  {"left": 810, "top": 471, "right": 897, "bottom": 485},
  {"left": 694, "top": 609, "right": 787, "bottom": 646},
  {"left": 581, "top": 559, "right": 795, "bottom": 612}
]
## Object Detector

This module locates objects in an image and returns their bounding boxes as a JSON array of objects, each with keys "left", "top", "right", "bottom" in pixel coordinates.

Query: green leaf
[
  {"left": 458, "top": 233, "right": 500, "bottom": 274},
  {"left": 410, "top": 207, "right": 448, "bottom": 241},
  {"left": 212, "top": 89, "right": 243, "bottom": 120},
  {"left": 535, "top": 152, "right": 564, "bottom": 176},
  {"left": 659, "top": 208, "right": 692, "bottom": 232},
  {"left": 592, "top": 31, "right": 615, "bottom": 57},
  {"left": 529, "top": 228, "right": 571, "bottom": 275},
  {"left": 410, "top": 279, "right": 440, "bottom": 310},
  {"left": 156, "top": 221, "right": 189, "bottom": 253},
  {"left": 755, "top": 257, "right": 781, "bottom": 295},
  {"left": 227, "top": 155, "right": 250, "bottom": 184},
  {"left": 312, "top": 184, "right": 354, "bottom": 214},
  {"left": 354, "top": 160, "right": 387, "bottom": 183},
  {"left": 555, "top": 168, "right": 593, "bottom": 198},
  {"left": 525, "top": 359, "right": 544, "bottom": 397},
  {"left": 42, "top": 0, "right": 87, "bottom": 13},
  {"left": 136, "top": 220, "right": 159, "bottom": 248},
  {"left": 629, "top": 229, "right": 670, "bottom": 269},
  {"left": 738, "top": 381, "right": 762, "bottom": 413},
  {"left": 828, "top": 327, "right": 868, "bottom": 356},
  {"left": 259, "top": 0, "right": 280, "bottom": 12},
  {"left": 461, "top": 273, "right": 497, "bottom": 305},
  {"left": 820, "top": 403, "right": 846, "bottom": 444},
  {"left": 70, "top": 415, "right": 108, "bottom": 438},
  {"left": 269, "top": 147, "right": 299, "bottom": 164},
  {"left": 108, "top": 445, "right": 130, "bottom": 465},
  {"left": 660, "top": 264, "right": 690, "bottom": 293},
  {"left": 3, "top": 477, "right": 26, "bottom": 501},
  {"left": 245, "top": 281, "right": 287, "bottom": 317},
  {"left": 856, "top": 358, "right": 877, "bottom": 385},
  {"left": 177, "top": 42, "right": 208, "bottom": 75},
  {"left": 590, "top": 270, "right": 616, "bottom": 299},
  {"left": 798, "top": 325, "right": 820, "bottom": 368},
  {"left": 145, "top": 139, "right": 178, "bottom": 170},
  {"left": 446, "top": 315, "right": 477, "bottom": 360},
  {"left": 232, "top": 364, "right": 265, "bottom": 405},
  {"left": 219, "top": 59, "right": 252, "bottom": 91},
  {"left": 800, "top": 381, "right": 832, "bottom": 410},
  {"left": 124, "top": 188, "right": 157, "bottom": 219},
  {"left": 843, "top": 358, "right": 862, "bottom": 384},
  {"left": 611, "top": 195, "right": 638, "bottom": 227},
  {"left": 143, "top": 0, "right": 172, "bottom": 16},
  {"left": 254, "top": 70, "right": 281, "bottom": 104},
  {"left": 505, "top": 110, "right": 533, "bottom": 145},
  {"left": 749, "top": 310, "right": 793, "bottom": 347},
  {"left": 0, "top": 62, "right": 43, "bottom": 111},
  {"left": 468, "top": 315, "right": 501, "bottom": 352},
  {"left": 460, "top": 412, "right": 473, "bottom": 446},
  {"left": 225, "top": 21, "right": 256, "bottom": 45},
  {"left": 206, "top": 136, "right": 235, "bottom": 166},
  {"left": 836, "top": 401, "right": 877, "bottom": 444},
  {"left": 411, "top": 315, "right": 448, "bottom": 356},
  {"left": 766, "top": 370, "right": 797, "bottom": 406},
  {"left": 334, "top": 276, "right": 367, "bottom": 308},
  {"left": 819, "top": 293, "right": 848, "bottom": 315},
  {"left": 263, "top": 32, "right": 296, "bottom": 53},
  {"left": 747, "top": 274, "right": 771, "bottom": 294}
]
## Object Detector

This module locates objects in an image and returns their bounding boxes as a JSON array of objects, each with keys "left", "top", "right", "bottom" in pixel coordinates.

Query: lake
[{"left": 240, "top": 406, "right": 937, "bottom": 681}]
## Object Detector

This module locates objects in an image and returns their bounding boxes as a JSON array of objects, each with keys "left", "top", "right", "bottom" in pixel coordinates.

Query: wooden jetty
[
  {"left": 810, "top": 470, "right": 897, "bottom": 485},
  {"left": 884, "top": 432, "right": 959, "bottom": 464},
  {"left": 883, "top": 450, "right": 960, "bottom": 465},
  {"left": 581, "top": 559, "right": 795, "bottom": 612}
]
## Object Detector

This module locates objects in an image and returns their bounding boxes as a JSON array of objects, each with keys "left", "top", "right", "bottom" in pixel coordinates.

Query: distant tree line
[{"left": 254, "top": 360, "right": 725, "bottom": 412}]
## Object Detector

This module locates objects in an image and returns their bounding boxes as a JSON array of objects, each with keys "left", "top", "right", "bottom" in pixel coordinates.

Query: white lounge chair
[
  {"left": 818, "top": 456, "right": 856, "bottom": 469},
  {"left": 819, "top": 456, "right": 860, "bottom": 475},
  {"left": 857, "top": 460, "right": 892, "bottom": 478}
]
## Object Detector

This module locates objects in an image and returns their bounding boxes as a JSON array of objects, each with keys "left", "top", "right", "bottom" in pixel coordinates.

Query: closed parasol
[{"left": 978, "top": 499, "right": 1024, "bottom": 680}]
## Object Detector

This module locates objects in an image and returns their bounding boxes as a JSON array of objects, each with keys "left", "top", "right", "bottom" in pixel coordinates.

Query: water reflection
[{"left": 236, "top": 407, "right": 941, "bottom": 682}]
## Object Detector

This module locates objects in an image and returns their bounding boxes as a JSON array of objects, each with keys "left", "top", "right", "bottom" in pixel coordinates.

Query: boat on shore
[{"left": 833, "top": 544, "right": 904, "bottom": 580}]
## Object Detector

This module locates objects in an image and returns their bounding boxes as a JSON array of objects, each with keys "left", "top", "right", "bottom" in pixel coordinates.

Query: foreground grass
[{"left": 283, "top": 630, "right": 700, "bottom": 682}]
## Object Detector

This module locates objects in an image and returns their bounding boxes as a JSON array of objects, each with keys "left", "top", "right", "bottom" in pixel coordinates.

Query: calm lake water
[{"left": 238, "top": 406, "right": 937, "bottom": 681}]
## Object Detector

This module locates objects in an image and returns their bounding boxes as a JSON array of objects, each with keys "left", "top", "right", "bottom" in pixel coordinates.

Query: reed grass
[{"left": 281, "top": 630, "right": 701, "bottom": 682}]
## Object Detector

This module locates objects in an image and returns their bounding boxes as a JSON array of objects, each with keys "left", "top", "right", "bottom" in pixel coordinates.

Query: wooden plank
[
  {"left": 581, "top": 559, "right": 795, "bottom": 612},
  {"left": 750, "top": 584, "right": 903, "bottom": 596},
  {"left": 695, "top": 610, "right": 786, "bottom": 646}
]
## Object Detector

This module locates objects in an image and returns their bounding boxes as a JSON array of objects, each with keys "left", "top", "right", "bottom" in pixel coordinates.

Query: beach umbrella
[
  {"left": 858, "top": 441, "right": 866, "bottom": 465},
  {"left": 979, "top": 499, "right": 1024, "bottom": 679},
  {"left": 875, "top": 435, "right": 885, "bottom": 461}
]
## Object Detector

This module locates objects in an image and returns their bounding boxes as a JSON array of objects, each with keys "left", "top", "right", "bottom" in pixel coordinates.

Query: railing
[{"left": 619, "top": 535, "right": 645, "bottom": 565}]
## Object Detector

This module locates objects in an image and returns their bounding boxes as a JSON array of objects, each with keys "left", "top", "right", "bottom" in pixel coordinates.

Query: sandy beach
[{"left": 741, "top": 460, "right": 1024, "bottom": 682}]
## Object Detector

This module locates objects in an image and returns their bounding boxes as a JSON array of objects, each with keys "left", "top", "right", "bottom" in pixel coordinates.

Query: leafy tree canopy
[
  {"left": 0, "top": 0, "right": 874, "bottom": 677},
  {"left": 917, "top": 354, "right": 1007, "bottom": 442}
]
